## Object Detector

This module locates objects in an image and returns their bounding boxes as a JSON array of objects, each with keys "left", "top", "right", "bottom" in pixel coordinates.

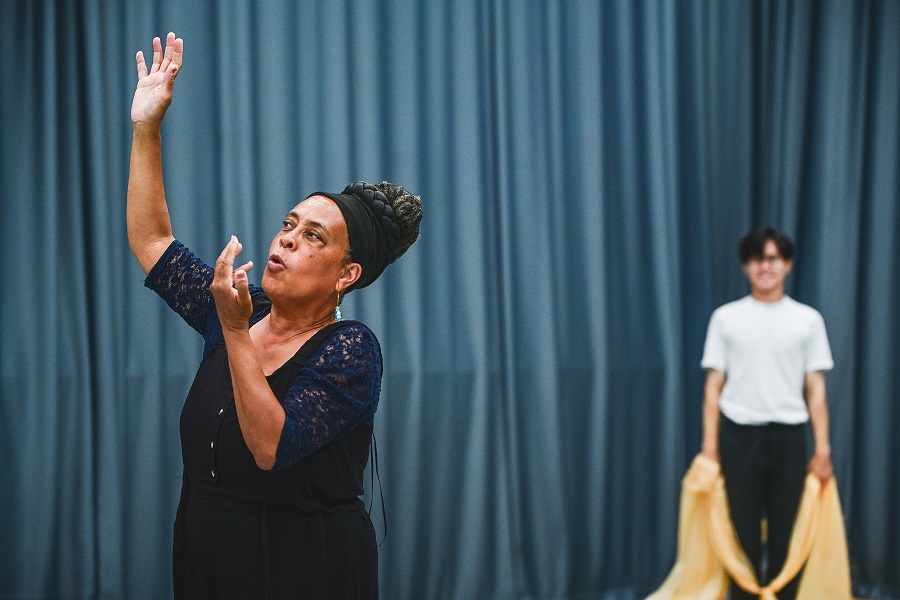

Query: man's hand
[
  {"left": 210, "top": 236, "right": 254, "bottom": 332},
  {"left": 131, "top": 32, "right": 183, "bottom": 127},
  {"left": 807, "top": 452, "right": 833, "bottom": 485},
  {"left": 804, "top": 370, "right": 833, "bottom": 486}
]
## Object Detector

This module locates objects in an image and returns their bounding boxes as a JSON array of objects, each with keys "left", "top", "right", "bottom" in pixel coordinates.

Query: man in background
[{"left": 700, "top": 226, "right": 834, "bottom": 600}]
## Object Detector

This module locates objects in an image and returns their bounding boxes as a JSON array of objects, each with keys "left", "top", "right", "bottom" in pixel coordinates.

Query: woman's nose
[{"left": 280, "top": 232, "right": 294, "bottom": 249}]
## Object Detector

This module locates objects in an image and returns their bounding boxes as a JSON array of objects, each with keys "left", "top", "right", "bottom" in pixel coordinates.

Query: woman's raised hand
[{"left": 131, "top": 32, "right": 183, "bottom": 127}]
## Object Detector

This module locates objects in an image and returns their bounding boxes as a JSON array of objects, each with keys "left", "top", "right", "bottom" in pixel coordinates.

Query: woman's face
[{"left": 261, "top": 195, "right": 359, "bottom": 307}]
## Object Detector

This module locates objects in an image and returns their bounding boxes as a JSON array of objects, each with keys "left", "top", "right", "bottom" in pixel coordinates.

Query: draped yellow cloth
[{"left": 646, "top": 455, "right": 852, "bottom": 600}]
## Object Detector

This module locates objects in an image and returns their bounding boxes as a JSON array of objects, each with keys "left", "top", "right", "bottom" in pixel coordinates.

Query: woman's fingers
[
  {"left": 234, "top": 263, "right": 252, "bottom": 301},
  {"left": 171, "top": 36, "right": 184, "bottom": 70},
  {"left": 138, "top": 34, "right": 181, "bottom": 78},
  {"left": 215, "top": 236, "right": 251, "bottom": 284},
  {"left": 214, "top": 237, "right": 238, "bottom": 284},
  {"left": 212, "top": 238, "right": 253, "bottom": 327},
  {"left": 136, "top": 34, "right": 181, "bottom": 87},
  {"left": 167, "top": 37, "right": 184, "bottom": 85},
  {"left": 135, "top": 51, "right": 148, "bottom": 79},
  {"left": 215, "top": 237, "right": 233, "bottom": 263},
  {"left": 160, "top": 32, "right": 176, "bottom": 72},
  {"left": 149, "top": 36, "right": 162, "bottom": 74},
  {"left": 234, "top": 261, "right": 254, "bottom": 277}
]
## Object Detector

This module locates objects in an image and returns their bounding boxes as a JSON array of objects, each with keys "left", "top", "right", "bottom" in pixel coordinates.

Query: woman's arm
[
  {"left": 226, "top": 324, "right": 286, "bottom": 470},
  {"left": 274, "top": 325, "right": 381, "bottom": 470},
  {"left": 210, "top": 236, "right": 281, "bottom": 469},
  {"left": 127, "top": 33, "right": 183, "bottom": 274}
]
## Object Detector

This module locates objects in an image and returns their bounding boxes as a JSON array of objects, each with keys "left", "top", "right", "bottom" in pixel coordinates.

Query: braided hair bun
[{"left": 374, "top": 181, "right": 423, "bottom": 261}]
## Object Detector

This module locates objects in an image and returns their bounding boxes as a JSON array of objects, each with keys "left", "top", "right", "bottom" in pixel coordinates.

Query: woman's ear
[{"left": 337, "top": 262, "right": 362, "bottom": 293}]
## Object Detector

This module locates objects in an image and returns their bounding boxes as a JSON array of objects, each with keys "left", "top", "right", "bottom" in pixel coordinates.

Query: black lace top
[{"left": 144, "top": 240, "right": 382, "bottom": 474}]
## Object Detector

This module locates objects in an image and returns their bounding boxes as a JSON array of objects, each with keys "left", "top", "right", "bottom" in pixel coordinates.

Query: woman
[{"left": 128, "top": 33, "right": 422, "bottom": 599}]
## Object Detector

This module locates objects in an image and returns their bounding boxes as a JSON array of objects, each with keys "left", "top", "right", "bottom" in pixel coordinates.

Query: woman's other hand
[
  {"left": 211, "top": 236, "right": 255, "bottom": 332},
  {"left": 131, "top": 32, "right": 183, "bottom": 128}
]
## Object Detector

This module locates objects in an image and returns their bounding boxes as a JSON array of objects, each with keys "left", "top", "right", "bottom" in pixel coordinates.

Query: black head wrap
[{"left": 305, "top": 181, "right": 402, "bottom": 291}]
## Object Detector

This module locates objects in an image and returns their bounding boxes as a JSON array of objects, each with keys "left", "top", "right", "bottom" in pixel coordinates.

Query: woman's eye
[
  {"left": 282, "top": 219, "right": 293, "bottom": 230},
  {"left": 306, "top": 230, "right": 321, "bottom": 240}
]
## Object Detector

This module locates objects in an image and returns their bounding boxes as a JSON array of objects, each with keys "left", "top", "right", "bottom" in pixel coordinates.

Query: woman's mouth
[{"left": 267, "top": 254, "right": 285, "bottom": 271}]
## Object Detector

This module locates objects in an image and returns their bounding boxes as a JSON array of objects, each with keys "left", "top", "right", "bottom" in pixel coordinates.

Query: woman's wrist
[
  {"left": 132, "top": 122, "right": 162, "bottom": 141},
  {"left": 221, "top": 322, "right": 252, "bottom": 339}
]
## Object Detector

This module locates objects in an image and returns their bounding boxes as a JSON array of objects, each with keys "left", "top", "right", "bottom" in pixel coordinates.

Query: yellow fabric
[{"left": 647, "top": 455, "right": 852, "bottom": 600}]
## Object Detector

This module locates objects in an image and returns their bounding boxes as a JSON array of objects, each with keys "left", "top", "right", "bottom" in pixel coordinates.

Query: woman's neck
[{"left": 262, "top": 305, "right": 335, "bottom": 343}]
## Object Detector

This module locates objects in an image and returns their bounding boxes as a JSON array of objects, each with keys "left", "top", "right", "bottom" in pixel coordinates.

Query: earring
[{"left": 335, "top": 291, "right": 342, "bottom": 321}]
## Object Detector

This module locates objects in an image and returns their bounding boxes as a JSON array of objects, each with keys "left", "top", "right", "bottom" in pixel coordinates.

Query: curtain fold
[{"left": 1, "top": 1, "right": 898, "bottom": 598}]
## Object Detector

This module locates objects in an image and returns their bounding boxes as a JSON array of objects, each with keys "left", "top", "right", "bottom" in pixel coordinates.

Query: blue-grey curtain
[{"left": 1, "top": 1, "right": 898, "bottom": 598}]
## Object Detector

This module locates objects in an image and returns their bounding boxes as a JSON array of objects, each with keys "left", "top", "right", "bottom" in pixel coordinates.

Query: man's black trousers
[{"left": 719, "top": 416, "right": 807, "bottom": 600}]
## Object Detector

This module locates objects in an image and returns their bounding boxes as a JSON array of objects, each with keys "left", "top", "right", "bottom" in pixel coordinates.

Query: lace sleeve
[
  {"left": 273, "top": 323, "right": 383, "bottom": 471},
  {"left": 143, "top": 240, "right": 216, "bottom": 335},
  {"left": 144, "top": 240, "right": 269, "bottom": 350}
]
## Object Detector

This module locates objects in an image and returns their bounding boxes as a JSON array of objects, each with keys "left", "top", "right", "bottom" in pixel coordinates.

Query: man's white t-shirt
[{"left": 701, "top": 295, "right": 833, "bottom": 425}]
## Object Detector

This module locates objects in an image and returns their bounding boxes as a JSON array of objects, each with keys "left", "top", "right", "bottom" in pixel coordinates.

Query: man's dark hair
[{"left": 739, "top": 226, "right": 794, "bottom": 263}]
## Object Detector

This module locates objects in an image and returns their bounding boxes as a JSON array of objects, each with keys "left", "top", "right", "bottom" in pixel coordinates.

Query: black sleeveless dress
[{"left": 172, "top": 318, "right": 378, "bottom": 600}]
